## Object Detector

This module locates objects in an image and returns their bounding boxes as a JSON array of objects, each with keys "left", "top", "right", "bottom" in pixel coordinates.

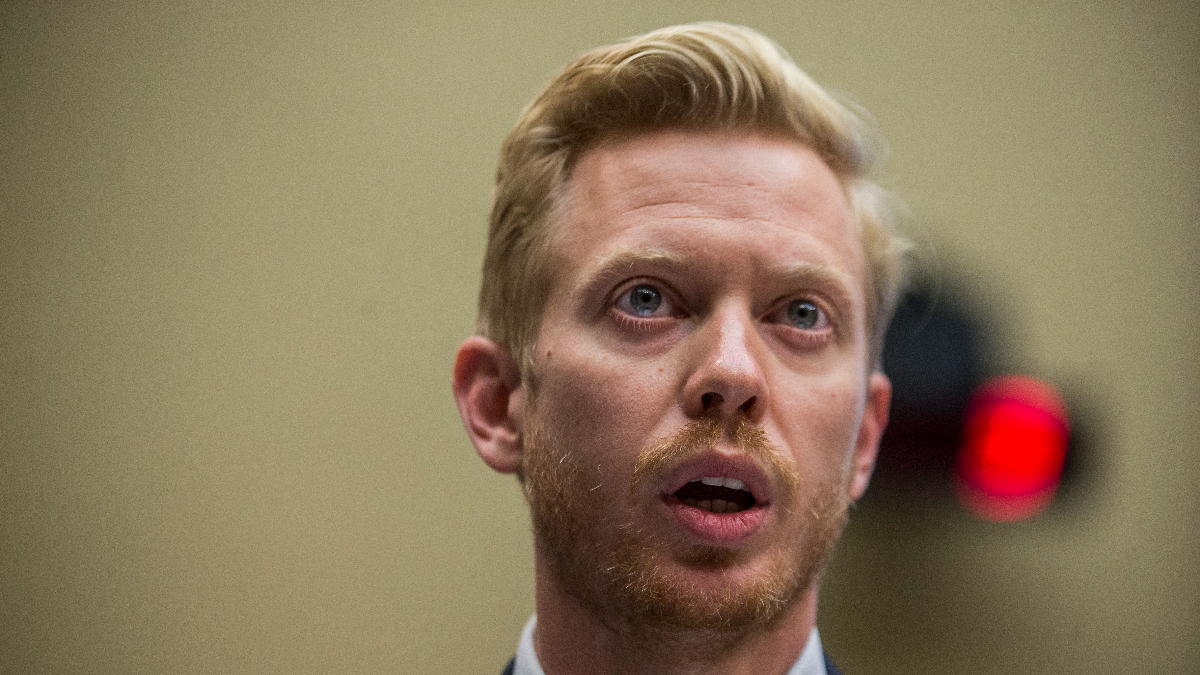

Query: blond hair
[{"left": 478, "top": 22, "right": 909, "bottom": 379}]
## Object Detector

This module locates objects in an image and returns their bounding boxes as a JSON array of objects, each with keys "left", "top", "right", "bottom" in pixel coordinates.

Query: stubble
[{"left": 521, "top": 413, "right": 852, "bottom": 641}]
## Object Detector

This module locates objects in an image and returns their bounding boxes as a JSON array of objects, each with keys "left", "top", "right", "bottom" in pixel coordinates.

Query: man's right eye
[
  {"left": 629, "top": 285, "right": 662, "bottom": 315},
  {"left": 615, "top": 283, "right": 673, "bottom": 318}
]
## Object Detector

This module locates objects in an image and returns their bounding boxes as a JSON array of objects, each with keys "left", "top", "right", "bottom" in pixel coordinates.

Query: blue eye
[
  {"left": 628, "top": 284, "right": 662, "bottom": 316},
  {"left": 787, "top": 300, "right": 821, "bottom": 329}
]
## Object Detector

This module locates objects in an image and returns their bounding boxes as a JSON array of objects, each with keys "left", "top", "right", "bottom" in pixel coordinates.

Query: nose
[{"left": 681, "top": 302, "right": 768, "bottom": 423}]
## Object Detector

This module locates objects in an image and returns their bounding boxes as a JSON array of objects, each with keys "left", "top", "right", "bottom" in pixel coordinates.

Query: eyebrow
[
  {"left": 562, "top": 247, "right": 686, "bottom": 311},
  {"left": 589, "top": 246, "right": 853, "bottom": 289},
  {"left": 574, "top": 247, "right": 858, "bottom": 318},
  {"left": 590, "top": 246, "right": 688, "bottom": 276},
  {"left": 767, "top": 260, "right": 860, "bottom": 328},
  {"left": 770, "top": 261, "right": 856, "bottom": 303},
  {"left": 567, "top": 245, "right": 679, "bottom": 287}
]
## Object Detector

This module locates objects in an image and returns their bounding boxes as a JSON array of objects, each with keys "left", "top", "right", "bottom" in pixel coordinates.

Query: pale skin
[{"left": 453, "top": 131, "right": 891, "bottom": 675}]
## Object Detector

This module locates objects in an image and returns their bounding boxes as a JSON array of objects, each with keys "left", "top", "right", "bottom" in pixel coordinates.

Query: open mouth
[{"left": 672, "top": 476, "right": 757, "bottom": 514}]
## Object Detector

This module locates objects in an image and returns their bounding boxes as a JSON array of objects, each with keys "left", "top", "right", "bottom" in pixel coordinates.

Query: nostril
[
  {"left": 739, "top": 396, "right": 756, "bottom": 413},
  {"left": 701, "top": 392, "right": 721, "bottom": 409}
]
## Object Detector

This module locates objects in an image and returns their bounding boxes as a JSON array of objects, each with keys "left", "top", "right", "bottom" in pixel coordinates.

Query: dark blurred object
[
  {"left": 874, "top": 284, "right": 1078, "bottom": 521},
  {"left": 875, "top": 285, "right": 983, "bottom": 490}
]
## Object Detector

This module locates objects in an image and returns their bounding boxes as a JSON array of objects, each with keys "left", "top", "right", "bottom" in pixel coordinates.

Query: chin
[
  {"left": 537, "top": 500, "right": 847, "bottom": 638},
  {"left": 604, "top": 529, "right": 838, "bottom": 634}
]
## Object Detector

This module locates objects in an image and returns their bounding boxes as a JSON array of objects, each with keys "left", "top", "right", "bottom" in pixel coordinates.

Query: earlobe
[
  {"left": 849, "top": 371, "right": 892, "bottom": 501},
  {"left": 451, "top": 336, "right": 525, "bottom": 474}
]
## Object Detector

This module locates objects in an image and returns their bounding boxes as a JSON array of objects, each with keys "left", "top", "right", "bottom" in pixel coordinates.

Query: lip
[
  {"left": 664, "top": 499, "right": 768, "bottom": 545},
  {"left": 662, "top": 453, "right": 773, "bottom": 504},
  {"left": 656, "top": 452, "right": 775, "bottom": 546}
]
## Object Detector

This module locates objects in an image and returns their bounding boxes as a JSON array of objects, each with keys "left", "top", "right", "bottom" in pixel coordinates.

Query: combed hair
[{"left": 478, "top": 22, "right": 909, "bottom": 380}]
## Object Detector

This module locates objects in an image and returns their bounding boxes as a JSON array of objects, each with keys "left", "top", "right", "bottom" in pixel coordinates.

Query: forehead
[
  {"left": 569, "top": 131, "right": 848, "bottom": 221},
  {"left": 552, "top": 130, "right": 865, "bottom": 305}
]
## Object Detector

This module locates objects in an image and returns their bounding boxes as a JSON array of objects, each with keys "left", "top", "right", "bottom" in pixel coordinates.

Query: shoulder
[{"left": 823, "top": 651, "right": 845, "bottom": 675}]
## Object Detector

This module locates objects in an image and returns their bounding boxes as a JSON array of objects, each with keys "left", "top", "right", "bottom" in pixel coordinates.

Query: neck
[{"left": 531, "top": 546, "right": 820, "bottom": 675}]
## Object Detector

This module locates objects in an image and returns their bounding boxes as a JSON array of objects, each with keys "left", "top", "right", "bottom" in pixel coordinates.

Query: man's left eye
[
  {"left": 787, "top": 300, "right": 822, "bottom": 329},
  {"left": 774, "top": 298, "right": 829, "bottom": 332}
]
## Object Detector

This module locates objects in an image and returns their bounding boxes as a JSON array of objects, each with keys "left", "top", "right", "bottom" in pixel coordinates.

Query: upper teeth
[{"left": 695, "top": 476, "right": 746, "bottom": 491}]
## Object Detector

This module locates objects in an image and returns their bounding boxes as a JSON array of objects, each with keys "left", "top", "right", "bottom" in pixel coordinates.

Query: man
[{"left": 452, "top": 22, "right": 908, "bottom": 675}]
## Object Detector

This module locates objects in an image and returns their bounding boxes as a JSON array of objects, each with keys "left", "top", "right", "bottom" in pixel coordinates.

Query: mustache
[{"left": 629, "top": 417, "right": 800, "bottom": 504}]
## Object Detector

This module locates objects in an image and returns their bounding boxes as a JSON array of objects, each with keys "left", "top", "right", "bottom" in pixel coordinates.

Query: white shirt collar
[{"left": 512, "top": 614, "right": 828, "bottom": 675}]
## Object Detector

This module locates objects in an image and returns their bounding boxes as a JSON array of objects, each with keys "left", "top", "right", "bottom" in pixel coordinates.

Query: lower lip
[{"left": 663, "top": 498, "right": 768, "bottom": 545}]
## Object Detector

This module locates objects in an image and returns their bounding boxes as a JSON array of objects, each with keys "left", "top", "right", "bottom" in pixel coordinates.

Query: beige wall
[{"left": 2, "top": 2, "right": 1196, "bottom": 673}]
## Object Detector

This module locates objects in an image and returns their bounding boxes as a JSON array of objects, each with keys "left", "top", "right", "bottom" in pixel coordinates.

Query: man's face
[{"left": 520, "top": 130, "right": 889, "bottom": 633}]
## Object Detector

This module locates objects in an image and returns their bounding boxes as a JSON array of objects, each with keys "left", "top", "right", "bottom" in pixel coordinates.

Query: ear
[
  {"left": 848, "top": 371, "right": 891, "bottom": 501},
  {"left": 452, "top": 336, "right": 525, "bottom": 474}
]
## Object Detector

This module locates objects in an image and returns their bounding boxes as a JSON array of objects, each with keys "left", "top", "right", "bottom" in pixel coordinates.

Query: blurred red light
[{"left": 955, "top": 376, "right": 1069, "bottom": 521}]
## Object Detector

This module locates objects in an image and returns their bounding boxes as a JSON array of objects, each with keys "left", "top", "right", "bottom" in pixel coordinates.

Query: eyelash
[{"left": 611, "top": 309, "right": 670, "bottom": 334}]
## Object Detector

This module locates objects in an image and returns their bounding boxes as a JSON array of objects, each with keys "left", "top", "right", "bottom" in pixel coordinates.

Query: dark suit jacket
[{"left": 501, "top": 653, "right": 844, "bottom": 675}]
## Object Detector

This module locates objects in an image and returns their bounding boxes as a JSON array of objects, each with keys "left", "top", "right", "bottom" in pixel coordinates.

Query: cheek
[
  {"left": 771, "top": 370, "right": 865, "bottom": 478},
  {"left": 533, "top": 345, "right": 676, "bottom": 473}
]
